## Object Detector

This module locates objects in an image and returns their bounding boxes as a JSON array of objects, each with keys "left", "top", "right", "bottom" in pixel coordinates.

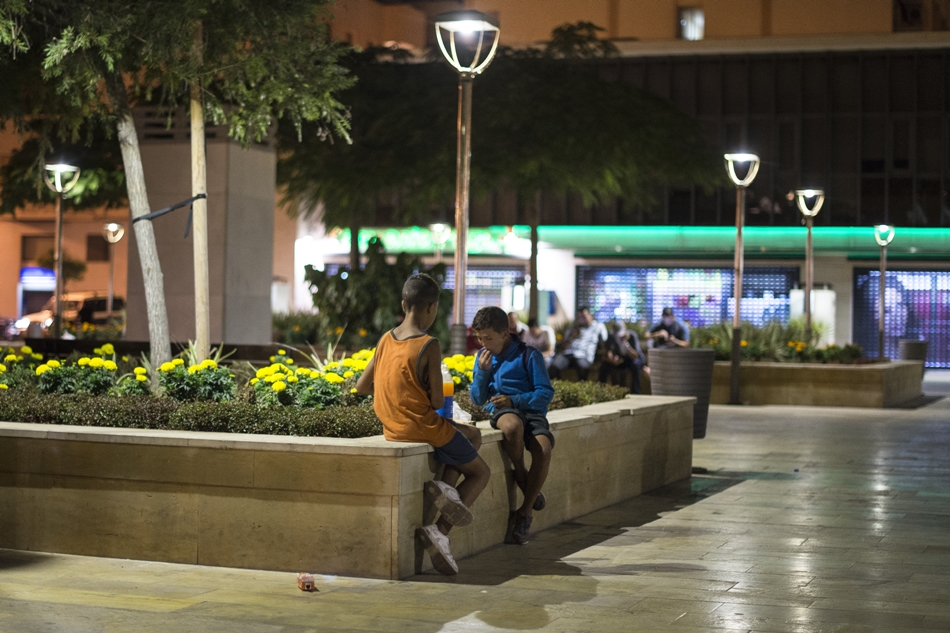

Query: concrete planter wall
[
  {"left": 706, "top": 360, "right": 924, "bottom": 407},
  {"left": 0, "top": 396, "right": 694, "bottom": 579},
  {"left": 647, "top": 348, "right": 716, "bottom": 438}
]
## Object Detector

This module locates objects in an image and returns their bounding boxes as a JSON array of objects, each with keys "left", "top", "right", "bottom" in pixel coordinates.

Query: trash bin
[
  {"left": 648, "top": 347, "right": 716, "bottom": 439},
  {"left": 898, "top": 339, "right": 928, "bottom": 362}
]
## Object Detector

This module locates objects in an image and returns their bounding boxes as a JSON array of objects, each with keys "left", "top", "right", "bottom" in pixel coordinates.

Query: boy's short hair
[
  {"left": 527, "top": 318, "right": 539, "bottom": 328},
  {"left": 472, "top": 306, "right": 509, "bottom": 333},
  {"left": 402, "top": 274, "right": 441, "bottom": 311}
]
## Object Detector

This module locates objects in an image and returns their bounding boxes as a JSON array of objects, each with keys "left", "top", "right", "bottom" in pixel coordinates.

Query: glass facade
[
  {"left": 444, "top": 265, "right": 526, "bottom": 326},
  {"left": 853, "top": 268, "right": 950, "bottom": 367},
  {"left": 576, "top": 265, "right": 799, "bottom": 328}
]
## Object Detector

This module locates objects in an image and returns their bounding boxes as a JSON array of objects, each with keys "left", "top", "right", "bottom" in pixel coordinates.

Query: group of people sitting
[{"left": 505, "top": 306, "right": 690, "bottom": 394}]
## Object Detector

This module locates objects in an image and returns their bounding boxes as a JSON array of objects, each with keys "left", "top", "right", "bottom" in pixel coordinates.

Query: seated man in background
[
  {"left": 548, "top": 306, "right": 607, "bottom": 381},
  {"left": 644, "top": 307, "right": 690, "bottom": 349},
  {"left": 522, "top": 318, "right": 553, "bottom": 366},
  {"left": 598, "top": 321, "right": 644, "bottom": 394}
]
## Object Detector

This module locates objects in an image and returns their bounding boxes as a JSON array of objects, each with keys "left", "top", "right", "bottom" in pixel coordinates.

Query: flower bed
[{"left": 0, "top": 346, "right": 627, "bottom": 435}]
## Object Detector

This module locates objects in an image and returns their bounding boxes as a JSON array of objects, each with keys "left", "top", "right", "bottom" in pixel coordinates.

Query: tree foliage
[
  {"left": 303, "top": 238, "right": 453, "bottom": 351},
  {"left": 277, "top": 22, "right": 725, "bottom": 232}
]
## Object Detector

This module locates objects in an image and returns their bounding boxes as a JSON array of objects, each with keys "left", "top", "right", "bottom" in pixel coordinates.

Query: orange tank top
[{"left": 372, "top": 330, "right": 456, "bottom": 447}]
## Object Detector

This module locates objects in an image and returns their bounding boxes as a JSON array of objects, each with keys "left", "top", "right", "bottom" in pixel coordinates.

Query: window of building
[
  {"left": 21, "top": 235, "right": 54, "bottom": 263},
  {"left": 678, "top": 8, "right": 705, "bottom": 41},
  {"left": 86, "top": 234, "right": 110, "bottom": 262}
]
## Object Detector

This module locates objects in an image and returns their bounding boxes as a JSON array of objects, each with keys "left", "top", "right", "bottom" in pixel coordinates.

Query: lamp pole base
[{"left": 450, "top": 323, "right": 468, "bottom": 356}]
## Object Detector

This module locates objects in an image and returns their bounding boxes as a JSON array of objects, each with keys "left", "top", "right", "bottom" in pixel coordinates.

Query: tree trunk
[
  {"left": 350, "top": 224, "right": 360, "bottom": 270},
  {"left": 191, "top": 21, "right": 210, "bottom": 362},
  {"left": 107, "top": 74, "right": 171, "bottom": 366}
]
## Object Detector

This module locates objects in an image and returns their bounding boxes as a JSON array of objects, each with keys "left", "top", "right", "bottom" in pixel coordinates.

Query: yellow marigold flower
[
  {"left": 342, "top": 358, "right": 354, "bottom": 367},
  {"left": 269, "top": 355, "right": 276, "bottom": 363},
  {"left": 278, "top": 349, "right": 286, "bottom": 355},
  {"left": 32, "top": 353, "right": 42, "bottom": 360},
  {"left": 159, "top": 362, "right": 176, "bottom": 372},
  {"left": 358, "top": 328, "right": 368, "bottom": 337},
  {"left": 265, "top": 374, "right": 281, "bottom": 383},
  {"left": 36, "top": 364, "right": 50, "bottom": 376},
  {"left": 101, "top": 343, "right": 115, "bottom": 355},
  {"left": 188, "top": 365, "right": 201, "bottom": 374},
  {"left": 104, "top": 360, "right": 118, "bottom": 371},
  {"left": 47, "top": 359, "right": 61, "bottom": 368},
  {"left": 134, "top": 367, "right": 147, "bottom": 375},
  {"left": 93, "top": 347, "right": 102, "bottom": 356},
  {"left": 0, "top": 384, "right": 8, "bottom": 390},
  {"left": 21, "top": 345, "right": 32, "bottom": 355},
  {"left": 201, "top": 359, "right": 217, "bottom": 370},
  {"left": 453, "top": 376, "right": 461, "bottom": 384},
  {"left": 325, "top": 361, "right": 339, "bottom": 370},
  {"left": 323, "top": 372, "right": 344, "bottom": 384},
  {"left": 343, "top": 370, "right": 354, "bottom": 378},
  {"left": 172, "top": 358, "right": 184, "bottom": 367},
  {"left": 0, "top": 363, "right": 5, "bottom": 373},
  {"left": 466, "top": 371, "right": 473, "bottom": 381},
  {"left": 122, "top": 356, "right": 129, "bottom": 362},
  {"left": 136, "top": 374, "right": 149, "bottom": 382},
  {"left": 740, "top": 340, "right": 748, "bottom": 347},
  {"left": 78, "top": 357, "right": 90, "bottom": 366},
  {"left": 350, "top": 388, "right": 357, "bottom": 393},
  {"left": 287, "top": 375, "right": 299, "bottom": 383},
  {"left": 89, "top": 358, "right": 104, "bottom": 368},
  {"left": 465, "top": 358, "right": 475, "bottom": 371},
  {"left": 4, "top": 354, "right": 17, "bottom": 363},
  {"left": 272, "top": 381, "right": 287, "bottom": 392},
  {"left": 256, "top": 367, "right": 271, "bottom": 378},
  {"left": 334, "top": 327, "right": 344, "bottom": 335}
]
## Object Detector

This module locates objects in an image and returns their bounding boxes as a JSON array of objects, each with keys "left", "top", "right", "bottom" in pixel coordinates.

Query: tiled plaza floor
[{"left": 2, "top": 374, "right": 949, "bottom": 632}]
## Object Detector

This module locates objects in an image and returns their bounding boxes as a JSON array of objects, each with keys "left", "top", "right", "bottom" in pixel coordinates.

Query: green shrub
[
  {"left": 156, "top": 359, "right": 234, "bottom": 402},
  {"left": 272, "top": 311, "right": 322, "bottom": 346},
  {"left": 549, "top": 380, "right": 628, "bottom": 410}
]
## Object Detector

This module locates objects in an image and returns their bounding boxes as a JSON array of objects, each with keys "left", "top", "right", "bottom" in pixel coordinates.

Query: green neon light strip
[{"left": 331, "top": 226, "right": 950, "bottom": 257}]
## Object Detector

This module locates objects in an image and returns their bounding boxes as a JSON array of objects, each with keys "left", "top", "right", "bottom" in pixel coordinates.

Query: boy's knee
[{"left": 531, "top": 436, "right": 553, "bottom": 460}]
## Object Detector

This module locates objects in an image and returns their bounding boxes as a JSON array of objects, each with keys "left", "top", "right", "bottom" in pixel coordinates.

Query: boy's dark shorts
[
  {"left": 433, "top": 424, "right": 479, "bottom": 466},
  {"left": 490, "top": 408, "right": 555, "bottom": 449}
]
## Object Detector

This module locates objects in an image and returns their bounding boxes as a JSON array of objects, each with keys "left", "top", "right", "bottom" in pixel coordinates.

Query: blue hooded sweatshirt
[{"left": 470, "top": 334, "right": 555, "bottom": 416}]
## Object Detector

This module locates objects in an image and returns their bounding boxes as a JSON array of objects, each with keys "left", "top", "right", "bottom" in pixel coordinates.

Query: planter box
[
  {"left": 704, "top": 360, "right": 924, "bottom": 407},
  {"left": 0, "top": 396, "right": 694, "bottom": 579}
]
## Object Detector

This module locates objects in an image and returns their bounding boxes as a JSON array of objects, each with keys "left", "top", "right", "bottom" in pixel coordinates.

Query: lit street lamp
[
  {"left": 795, "top": 189, "right": 825, "bottom": 343},
  {"left": 102, "top": 223, "right": 126, "bottom": 320},
  {"left": 434, "top": 10, "right": 500, "bottom": 354},
  {"left": 43, "top": 163, "right": 81, "bottom": 340},
  {"left": 429, "top": 223, "right": 451, "bottom": 263},
  {"left": 724, "top": 153, "right": 760, "bottom": 405},
  {"left": 874, "top": 224, "right": 895, "bottom": 361}
]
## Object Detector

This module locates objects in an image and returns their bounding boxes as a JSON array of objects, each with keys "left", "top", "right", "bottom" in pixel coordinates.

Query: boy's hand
[
  {"left": 477, "top": 348, "right": 492, "bottom": 370},
  {"left": 490, "top": 394, "right": 512, "bottom": 408}
]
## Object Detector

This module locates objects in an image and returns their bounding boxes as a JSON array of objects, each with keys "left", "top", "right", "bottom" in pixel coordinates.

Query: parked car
[{"left": 14, "top": 292, "right": 125, "bottom": 336}]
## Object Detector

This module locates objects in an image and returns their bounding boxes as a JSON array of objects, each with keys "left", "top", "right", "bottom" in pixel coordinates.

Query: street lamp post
[
  {"left": 102, "top": 223, "right": 126, "bottom": 320},
  {"left": 724, "top": 153, "right": 760, "bottom": 405},
  {"left": 874, "top": 224, "right": 895, "bottom": 361},
  {"left": 795, "top": 189, "right": 825, "bottom": 343},
  {"left": 434, "top": 10, "right": 500, "bottom": 354},
  {"left": 43, "top": 163, "right": 81, "bottom": 340}
]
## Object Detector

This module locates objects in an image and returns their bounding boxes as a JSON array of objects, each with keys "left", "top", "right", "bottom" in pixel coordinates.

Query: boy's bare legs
[
  {"left": 496, "top": 414, "right": 553, "bottom": 516},
  {"left": 436, "top": 424, "right": 489, "bottom": 535}
]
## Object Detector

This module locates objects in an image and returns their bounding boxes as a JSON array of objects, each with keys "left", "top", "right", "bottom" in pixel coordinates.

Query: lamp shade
[
  {"left": 874, "top": 224, "right": 895, "bottom": 247},
  {"left": 103, "top": 223, "right": 125, "bottom": 244},
  {"left": 724, "top": 153, "right": 760, "bottom": 187},
  {"left": 795, "top": 189, "right": 825, "bottom": 218},
  {"left": 43, "top": 163, "right": 81, "bottom": 194},
  {"left": 434, "top": 10, "right": 500, "bottom": 74}
]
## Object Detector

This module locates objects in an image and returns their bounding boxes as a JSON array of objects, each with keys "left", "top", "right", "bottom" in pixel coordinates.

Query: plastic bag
[{"left": 453, "top": 401, "right": 473, "bottom": 423}]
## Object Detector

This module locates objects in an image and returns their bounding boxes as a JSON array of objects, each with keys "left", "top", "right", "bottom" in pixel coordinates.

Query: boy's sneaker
[
  {"left": 511, "top": 512, "right": 533, "bottom": 545},
  {"left": 417, "top": 525, "right": 458, "bottom": 575},
  {"left": 425, "top": 480, "right": 473, "bottom": 527},
  {"left": 532, "top": 492, "right": 546, "bottom": 512}
]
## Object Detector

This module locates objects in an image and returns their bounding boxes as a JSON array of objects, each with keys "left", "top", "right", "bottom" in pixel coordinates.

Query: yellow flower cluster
[
  {"left": 787, "top": 340, "right": 807, "bottom": 353},
  {"left": 187, "top": 359, "right": 218, "bottom": 374},
  {"left": 134, "top": 367, "right": 149, "bottom": 382},
  {"left": 253, "top": 362, "right": 310, "bottom": 391},
  {"left": 443, "top": 354, "right": 476, "bottom": 383},
  {"left": 93, "top": 343, "right": 115, "bottom": 356},
  {"left": 268, "top": 349, "right": 294, "bottom": 365},
  {"left": 158, "top": 358, "right": 186, "bottom": 373}
]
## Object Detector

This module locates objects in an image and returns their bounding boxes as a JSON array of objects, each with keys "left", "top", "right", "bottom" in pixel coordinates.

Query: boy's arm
[
  {"left": 355, "top": 355, "right": 376, "bottom": 394},
  {"left": 469, "top": 349, "right": 492, "bottom": 406},
  {"left": 423, "top": 339, "right": 445, "bottom": 410},
  {"left": 510, "top": 349, "right": 554, "bottom": 411}
]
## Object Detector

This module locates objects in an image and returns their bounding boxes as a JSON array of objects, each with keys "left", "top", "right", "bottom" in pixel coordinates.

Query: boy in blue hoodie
[{"left": 470, "top": 306, "right": 555, "bottom": 545}]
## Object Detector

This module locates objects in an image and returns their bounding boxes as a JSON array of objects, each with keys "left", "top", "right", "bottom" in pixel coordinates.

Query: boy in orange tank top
[{"left": 356, "top": 274, "right": 490, "bottom": 575}]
